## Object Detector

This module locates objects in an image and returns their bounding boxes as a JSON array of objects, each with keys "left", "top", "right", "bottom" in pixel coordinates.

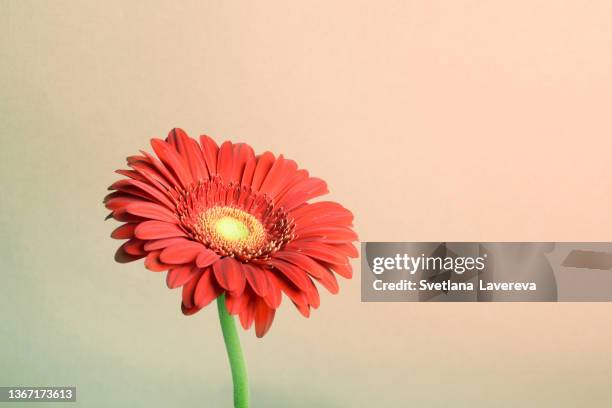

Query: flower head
[{"left": 105, "top": 128, "right": 358, "bottom": 337}]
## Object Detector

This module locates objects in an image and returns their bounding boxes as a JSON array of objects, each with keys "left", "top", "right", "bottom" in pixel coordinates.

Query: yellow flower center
[
  {"left": 215, "top": 216, "right": 250, "bottom": 241},
  {"left": 198, "top": 206, "right": 267, "bottom": 257}
]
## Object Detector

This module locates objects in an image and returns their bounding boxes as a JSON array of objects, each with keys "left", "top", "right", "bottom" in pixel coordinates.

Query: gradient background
[{"left": 2, "top": 1, "right": 612, "bottom": 407}]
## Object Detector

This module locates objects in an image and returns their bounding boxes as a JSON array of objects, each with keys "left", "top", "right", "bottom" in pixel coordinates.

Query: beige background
[{"left": 2, "top": 1, "right": 612, "bottom": 406}]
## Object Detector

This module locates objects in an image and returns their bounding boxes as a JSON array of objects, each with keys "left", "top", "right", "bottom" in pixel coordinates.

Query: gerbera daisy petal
[
  {"left": 272, "top": 168, "right": 308, "bottom": 205},
  {"left": 254, "top": 299, "right": 276, "bottom": 338},
  {"left": 259, "top": 155, "right": 296, "bottom": 198},
  {"left": 270, "top": 273, "right": 310, "bottom": 318},
  {"left": 272, "top": 251, "right": 325, "bottom": 279},
  {"left": 134, "top": 220, "right": 187, "bottom": 240},
  {"left": 291, "top": 203, "right": 354, "bottom": 227},
  {"left": 110, "top": 179, "right": 174, "bottom": 209},
  {"left": 111, "top": 208, "right": 147, "bottom": 223},
  {"left": 114, "top": 244, "right": 145, "bottom": 263},
  {"left": 262, "top": 270, "right": 283, "bottom": 309},
  {"left": 194, "top": 269, "right": 223, "bottom": 308},
  {"left": 182, "top": 272, "right": 201, "bottom": 308},
  {"left": 160, "top": 241, "right": 206, "bottom": 264},
  {"left": 268, "top": 258, "right": 311, "bottom": 291},
  {"left": 328, "top": 262, "right": 353, "bottom": 279},
  {"left": 143, "top": 237, "right": 189, "bottom": 251},
  {"left": 225, "top": 291, "right": 248, "bottom": 315},
  {"left": 104, "top": 194, "right": 142, "bottom": 212},
  {"left": 181, "top": 303, "right": 203, "bottom": 316},
  {"left": 276, "top": 177, "right": 329, "bottom": 211},
  {"left": 303, "top": 277, "right": 321, "bottom": 309},
  {"left": 240, "top": 157, "right": 257, "bottom": 187},
  {"left": 168, "top": 128, "right": 208, "bottom": 182},
  {"left": 216, "top": 141, "right": 234, "bottom": 182},
  {"left": 123, "top": 238, "right": 146, "bottom": 256},
  {"left": 167, "top": 265, "right": 199, "bottom": 289},
  {"left": 332, "top": 242, "right": 359, "bottom": 258},
  {"left": 125, "top": 202, "right": 179, "bottom": 223},
  {"left": 239, "top": 292, "right": 256, "bottom": 330},
  {"left": 251, "top": 151, "right": 275, "bottom": 191},
  {"left": 285, "top": 241, "right": 348, "bottom": 265},
  {"left": 196, "top": 249, "right": 220, "bottom": 268},
  {"left": 144, "top": 251, "right": 172, "bottom": 272},
  {"left": 294, "top": 225, "right": 358, "bottom": 243},
  {"left": 213, "top": 257, "right": 246, "bottom": 294},
  {"left": 231, "top": 143, "right": 255, "bottom": 183},
  {"left": 110, "top": 223, "right": 136, "bottom": 239},
  {"left": 151, "top": 138, "right": 193, "bottom": 188},
  {"left": 244, "top": 263, "right": 269, "bottom": 297},
  {"left": 140, "top": 150, "right": 181, "bottom": 189},
  {"left": 199, "top": 135, "right": 219, "bottom": 177},
  {"left": 115, "top": 169, "right": 147, "bottom": 183},
  {"left": 314, "top": 267, "right": 340, "bottom": 294},
  {"left": 128, "top": 159, "right": 174, "bottom": 193}
]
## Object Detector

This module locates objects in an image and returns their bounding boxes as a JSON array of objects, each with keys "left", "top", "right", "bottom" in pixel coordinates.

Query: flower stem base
[{"left": 217, "top": 293, "right": 249, "bottom": 408}]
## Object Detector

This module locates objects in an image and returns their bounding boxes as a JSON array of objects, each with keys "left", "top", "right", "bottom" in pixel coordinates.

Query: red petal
[
  {"left": 225, "top": 291, "right": 248, "bottom": 315},
  {"left": 314, "top": 267, "right": 340, "bottom": 294},
  {"left": 140, "top": 150, "right": 181, "bottom": 190},
  {"left": 304, "top": 277, "right": 320, "bottom": 309},
  {"left": 238, "top": 292, "right": 256, "bottom": 330},
  {"left": 231, "top": 143, "right": 255, "bottom": 183},
  {"left": 285, "top": 241, "right": 348, "bottom": 265},
  {"left": 254, "top": 299, "right": 276, "bottom": 338},
  {"left": 251, "top": 152, "right": 275, "bottom": 191},
  {"left": 267, "top": 258, "right": 311, "bottom": 291},
  {"left": 151, "top": 138, "right": 193, "bottom": 188},
  {"left": 273, "top": 251, "right": 325, "bottom": 279},
  {"left": 105, "top": 194, "right": 143, "bottom": 212},
  {"left": 276, "top": 177, "right": 328, "bottom": 211},
  {"left": 144, "top": 251, "right": 172, "bottom": 272},
  {"left": 182, "top": 272, "right": 202, "bottom": 308},
  {"left": 268, "top": 272, "right": 310, "bottom": 317},
  {"left": 123, "top": 238, "right": 146, "bottom": 255},
  {"left": 116, "top": 168, "right": 147, "bottom": 183},
  {"left": 129, "top": 159, "right": 174, "bottom": 195},
  {"left": 240, "top": 157, "right": 256, "bottom": 187},
  {"left": 329, "top": 262, "right": 353, "bottom": 279},
  {"left": 125, "top": 202, "right": 178, "bottom": 223},
  {"left": 181, "top": 303, "right": 203, "bottom": 316},
  {"left": 134, "top": 221, "right": 187, "bottom": 240},
  {"left": 199, "top": 135, "right": 219, "bottom": 177},
  {"left": 244, "top": 264, "right": 269, "bottom": 297},
  {"left": 169, "top": 128, "right": 208, "bottom": 182},
  {"left": 259, "top": 155, "right": 297, "bottom": 198},
  {"left": 109, "top": 178, "right": 175, "bottom": 210},
  {"left": 160, "top": 241, "right": 206, "bottom": 264},
  {"left": 212, "top": 257, "right": 246, "bottom": 294},
  {"left": 111, "top": 208, "right": 146, "bottom": 223},
  {"left": 167, "top": 265, "right": 199, "bottom": 289},
  {"left": 333, "top": 243, "right": 359, "bottom": 258},
  {"left": 144, "top": 237, "right": 189, "bottom": 251},
  {"left": 196, "top": 249, "right": 220, "bottom": 268},
  {"left": 194, "top": 269, "right": 222, "bottom": 308},
  {"left": 294, "top": 225, "right": 358, "bottom": 243},
  {"left": 114, "top": 244, "right": 144, "bottom": 263},
  {"left": 262, "top": 270, "right": 282, "bottom": 309},
  {"left": 290, "top": 201, "right": 353, "bottom": 225},
  {"left": 273, "top": 169, "right": 308, "bottom": 204},
  {"left": 111, "top": 223, "right": 136, "bottom": 239},
  {"left": 216, "top": 141, "right": 234, "bottom": 183}
]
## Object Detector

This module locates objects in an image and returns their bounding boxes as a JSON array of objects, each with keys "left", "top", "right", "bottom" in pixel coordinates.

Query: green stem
[{"left": 217, "top": 294, "right": 249, "bottom": 408}]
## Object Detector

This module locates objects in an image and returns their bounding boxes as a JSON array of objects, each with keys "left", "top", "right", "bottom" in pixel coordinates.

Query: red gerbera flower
[{"left": 105, "top": 128, "right": 358, "bottom": 337}]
